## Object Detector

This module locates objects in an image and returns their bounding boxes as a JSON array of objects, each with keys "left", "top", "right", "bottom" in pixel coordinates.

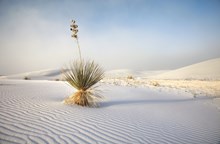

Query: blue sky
[{"left": 0, "top": 0, "right": 220, "bottom": 75}]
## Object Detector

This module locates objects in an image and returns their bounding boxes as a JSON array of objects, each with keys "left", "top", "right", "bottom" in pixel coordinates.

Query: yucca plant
[
  {"left": 63, "top": 20, "right": 104, "bottom": 107},
  {"left": 63, "top": 60, "right": 104, "bottom": 107}
]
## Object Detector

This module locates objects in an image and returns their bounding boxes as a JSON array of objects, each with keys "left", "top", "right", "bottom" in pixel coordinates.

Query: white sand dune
[
  {"left": 0, "top": 69, "right": 63, "bottom": 80},
  {"left": 152, "top": 58, "right": 220, "bottom": 80},
  {"left": 105, "top": 69, "right": 142, "bottom": 78},
  {"left": 1, "top": 58, "right": 220, "bottom": 81},
  {"left": 105, "top": 69, "right": 169, "bottom": 79},
  {"left": 1, "top": 68, "right": 168, "bottom": 81},
  {"left": 102, "top": 58, "right": 220, "bottom": 98},
  {"left": 0, "top": 79, "right": 220, "bottom": 144}
]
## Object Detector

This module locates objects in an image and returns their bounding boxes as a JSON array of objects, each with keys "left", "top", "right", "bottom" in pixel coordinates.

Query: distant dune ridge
[
  {"left": 105, "top": 58, "right": 220, "bottom": 80},
  {"left": 1, "top": 58, "right": 220, "bottom": 80},
  {"left": 152, "top": 58, "right": 220, "bottom": 80},
  {"left": 0, "top": 69, "right": 63, "bottom": 80},
  {"left": 105, "top": 69, "right": 169, "bottom": 78}
]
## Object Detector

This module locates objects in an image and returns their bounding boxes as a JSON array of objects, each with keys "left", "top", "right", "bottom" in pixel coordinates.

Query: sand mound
[
  {"left": 153, "top": 58, "right": 220, "bottom": 80},
  {"left": 0, "top": 69, "right": 63, "bottom": 80},
  {"left": 0, "top": 80, "right": 220, "bottom": 143},
  {"left": 105, "top": 69, "right": 141, "bottom": 78}
]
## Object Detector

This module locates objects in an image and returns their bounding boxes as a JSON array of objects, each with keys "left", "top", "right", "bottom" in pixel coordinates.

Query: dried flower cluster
[
  {"left": 70, "top": 20, "right": 82, "bottom": 61},
  {"left": 70, "top": 20, "right": 78, "bottom": 39}
]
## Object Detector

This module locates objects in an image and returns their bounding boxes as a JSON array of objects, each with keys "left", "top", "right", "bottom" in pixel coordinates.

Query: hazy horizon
[{"left": 0, "top": 0, "right": 220, "bottom": 75}]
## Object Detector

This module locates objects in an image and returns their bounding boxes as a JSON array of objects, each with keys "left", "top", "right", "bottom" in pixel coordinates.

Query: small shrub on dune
[
  {"left": 127, "top": 75, "right": 134, "bottom": 80},
  {"left": 63, "top": 60, "right": 104, "bottom": 107},
  {"left": 24, "top": 76, "right": 31, "bottom": 80},
  {"left": 151, "top": 81, "right": 160, "bottom": 87}
]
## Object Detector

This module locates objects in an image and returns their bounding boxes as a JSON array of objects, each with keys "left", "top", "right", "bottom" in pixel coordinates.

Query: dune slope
[
  {"left": 153, "top": 58, "right": 220, "bottom": 80},
  {"left": 0, "top": 69, "right": 63, "bottom": 80}
]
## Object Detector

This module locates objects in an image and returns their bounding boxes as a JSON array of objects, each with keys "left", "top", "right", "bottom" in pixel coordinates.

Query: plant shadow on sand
[{"left": 101, "top": 96, "right": 215, "bottom": 108}]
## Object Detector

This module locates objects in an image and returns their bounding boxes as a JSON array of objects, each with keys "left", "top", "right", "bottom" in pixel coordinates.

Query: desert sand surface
[
  {"left": 0, "top": 79, "right": 220, "bottom": 144},
  {"left": 1, "top": 58, "right": 220, "bottom": 144}
]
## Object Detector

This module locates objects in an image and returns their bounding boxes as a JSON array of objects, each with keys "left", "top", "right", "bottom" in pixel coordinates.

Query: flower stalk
[{"left": 70, "top": 20, "right": 82, "bottom": 62}]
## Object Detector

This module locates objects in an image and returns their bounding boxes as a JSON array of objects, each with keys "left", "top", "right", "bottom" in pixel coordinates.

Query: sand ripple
[{"left": 0, "top": 80, "right": 220, "bottom": 144}]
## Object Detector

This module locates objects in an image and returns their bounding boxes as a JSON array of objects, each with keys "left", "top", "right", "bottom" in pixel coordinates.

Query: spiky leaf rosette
[{"left": 63, "top": 60, "right": 104, "bottom": 107}]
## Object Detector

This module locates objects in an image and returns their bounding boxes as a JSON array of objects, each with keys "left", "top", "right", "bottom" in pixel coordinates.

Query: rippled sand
[{"left": 0, "top": 80, "right": 220, "bottom": 144}]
